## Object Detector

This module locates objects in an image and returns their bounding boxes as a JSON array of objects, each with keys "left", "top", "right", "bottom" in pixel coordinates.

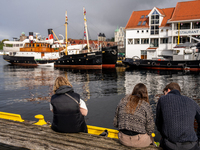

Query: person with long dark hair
[
  {"left": 50, "top": 76, "right": 88, "bottom": 133},
  {"left": 113, "top": 83, "right": 154, "bottom": 148}
]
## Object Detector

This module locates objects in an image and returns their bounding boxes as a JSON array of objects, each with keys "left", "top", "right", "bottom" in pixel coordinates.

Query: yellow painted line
[
  {"left": 0, "top": 111, "right": 118, "bottom": 138},
  {"left": 87, "top": 125, "right": 118, "bottom": 139},
  {"left": 0, "top": 111, "right": 24, "bottom": 122}
]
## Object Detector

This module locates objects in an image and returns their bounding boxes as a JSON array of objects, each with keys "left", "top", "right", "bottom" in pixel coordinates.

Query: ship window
[
  {"left": 36, "top": 44, "right": 39, "bottom": 47},
  {"left": 29, "top": 44, "right": 31, "bottom": 47}
]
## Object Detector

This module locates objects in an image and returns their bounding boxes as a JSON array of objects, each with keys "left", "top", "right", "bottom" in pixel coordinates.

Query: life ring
[
  {"left": 136, "top": 62, "right": 140, "bottom": 66},
  {"left": 167, "top": 63, "right": 172, "bottom": 67},
  {"left": 152, "top": 62, "right": 156, "bottom": 66}
]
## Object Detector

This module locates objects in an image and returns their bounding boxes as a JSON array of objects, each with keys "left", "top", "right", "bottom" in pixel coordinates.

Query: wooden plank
[{"left": 0, "top": 118, "right": 161, "bottom": 150}]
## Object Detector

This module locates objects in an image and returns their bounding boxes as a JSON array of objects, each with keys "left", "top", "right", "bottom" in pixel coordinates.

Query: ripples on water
[{"left": 1, "top": 56, "right": 200, "bottom": 140}]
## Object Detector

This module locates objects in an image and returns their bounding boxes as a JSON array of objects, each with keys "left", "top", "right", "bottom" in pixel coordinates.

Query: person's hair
[
  {"left": 53, "top": 76, "right": 72, "bottom": 94},
  {"left": 165, "top": 82, "right": 181, "bottom": 92},
  {"left": 126, "top": 83, "right": 149, "bottom": 114},
  {"left": 163, "top": 86, "right": 168, "bottom": 94}
]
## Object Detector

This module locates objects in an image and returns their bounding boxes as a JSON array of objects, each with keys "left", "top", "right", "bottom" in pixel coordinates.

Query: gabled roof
[
  {"left": 160, "top": 7, "right": 175, "bottom": 27},
  {"left": 125, "top": 10, "right": 151, "bottom": 29},
  {"left": 125, "top": 7, "right": 174, "bottom": 29},
  {"left": 169, "top": 0, "right": 200, "bottom": 22}
]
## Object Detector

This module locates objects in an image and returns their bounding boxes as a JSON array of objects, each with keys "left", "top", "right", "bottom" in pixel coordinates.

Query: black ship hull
[
  {"left": 3, "top": 46, "right": 118, "bottom": 70},
  {"left": 123, "top": 58, "right": 200, "bottom": 71},
  {"left": 102, "top": 46, "right": 118, "bottom": 69},
  {"left": 54, "top": 51, "right": 102, "bottom": 69},
  {"left": 3, "top": 55, "right": 55, "bottom": 67}
]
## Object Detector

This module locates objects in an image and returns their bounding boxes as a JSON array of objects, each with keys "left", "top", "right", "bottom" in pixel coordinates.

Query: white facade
[
  {"left": 125, "top": 7, "right": 200, "bottom": 60},
  {"left": 115, "top": 27, "right": 125, "bottom": 48}
]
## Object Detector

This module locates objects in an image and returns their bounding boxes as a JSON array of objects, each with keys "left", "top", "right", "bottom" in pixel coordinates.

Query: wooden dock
[{"left": 0, "top": 118, "right": 162, "bottom": 150}]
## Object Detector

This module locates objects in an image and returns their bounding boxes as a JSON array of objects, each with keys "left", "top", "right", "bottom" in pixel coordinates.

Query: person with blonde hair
[
  {"left": 50, "top": 76, "right": 88, "bottom": 133},
  {"left": 113, "top": 83, "right": 154, "bottom": 148}
]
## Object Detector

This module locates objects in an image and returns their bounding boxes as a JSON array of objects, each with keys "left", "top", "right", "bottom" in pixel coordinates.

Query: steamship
[
  {"left": 3, "top": 8, "right": 117, "bottom": 69},
  {"left": 3, "top": 30, "right": 63, "bottom": 67},
  {"left": 54, "top": 8, "right": 117, "bottom": 69}
]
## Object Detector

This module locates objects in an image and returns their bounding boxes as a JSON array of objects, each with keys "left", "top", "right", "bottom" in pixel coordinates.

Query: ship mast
[
  {"left": 65, "top": 11, "right": 68, "bottom": 55},
  {"left": 83, "top": 7, "right": 90, "bottom": 52}
]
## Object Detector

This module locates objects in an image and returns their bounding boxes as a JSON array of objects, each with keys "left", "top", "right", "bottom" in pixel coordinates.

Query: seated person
[
  {"left": 156, "top": 82, "right": 200, "bottom": 150},
  {"left": 50, "top": 76, "right": 88, "bottom": 133},
  {"left": 113, "top": 83, "right": 154, "bottom": 148}
]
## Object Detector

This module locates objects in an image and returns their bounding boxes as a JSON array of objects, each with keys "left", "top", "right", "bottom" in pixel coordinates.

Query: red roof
[
  {"left": 170, "top": 0, "right": 200, "bottom": 22},
  {"left": 125, "top": 7, "right": 175, "bottom": 29},
  {"left": 160, "top": 8, "right": 175, "bottom": 27},
  {"left": 125, "top": 10, "right": 151, "bottom": 29}
]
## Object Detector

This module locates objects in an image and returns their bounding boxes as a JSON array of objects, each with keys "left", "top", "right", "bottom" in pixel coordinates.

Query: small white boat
[{"left": 37, "top": 62, "right": 54, "bottom": 67}]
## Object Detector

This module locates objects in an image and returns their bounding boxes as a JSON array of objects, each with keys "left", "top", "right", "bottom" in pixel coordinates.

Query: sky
[{"left": 0, "top": 0, "right": 193, "bottom": 41}]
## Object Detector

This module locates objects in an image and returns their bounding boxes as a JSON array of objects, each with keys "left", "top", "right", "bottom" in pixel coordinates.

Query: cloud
[{"left": 0, "top": 0, "right": 193, "bottom": 41}]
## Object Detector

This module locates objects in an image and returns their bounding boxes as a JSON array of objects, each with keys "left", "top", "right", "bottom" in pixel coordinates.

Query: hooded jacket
[{"left": 51, "top": 85, "right": 87, "bottom": 133}]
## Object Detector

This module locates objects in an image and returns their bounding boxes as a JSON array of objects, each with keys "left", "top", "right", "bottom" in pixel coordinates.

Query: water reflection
[{"left": 1, "top": 56, "right": 200, "bottom": 135}]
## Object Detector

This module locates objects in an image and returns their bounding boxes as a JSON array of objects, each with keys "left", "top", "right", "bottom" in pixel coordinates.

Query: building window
[
  {"left": 160, "top": 38, "right": 168, "bottom": 44},
  {"left": 137, "top": 30, "right": 139, "bottom": 33},
  {"left": 193, "top": 22, "right": 200, "bottom": 29},
  {"left": 142, "top": 30, "right": 144, "bottom": 33},
  {"left": 138, "top": 21, "right": 142, "bottom": 26},
  {"left": 176, "top": 23, "right": 190, "bottom": 30},
  {"left": 146, "top": 30, "right": 148, "bottom": 33},
  {"left": 128, "top": 39, "right": 133, "bottom": 44},
  {"left": 145, "top": 15, "right": 148, "bottom": 18},
  {"left": 141, "top": 15, "right": 145, "bottom": 19},
  {"left": 142, "top": 21, "right": 146, "bottom": 25},
  {"left": 141, "top": 38, "right": 149, "bottom": 44},
  {"left": 173, "top": 36, "right": 190, "bottom": 44},
  {"left": 150, "top": 10, "right": 159, "bottom": 35},
  {"left": 141, "top": 50, "right": 147, "bottom": 59},
  {"left": 134, "top": 39, "right": 140, "bottom": 44},
  {"left": 150, "top": 38, "right": 159, "bottom": 47}
]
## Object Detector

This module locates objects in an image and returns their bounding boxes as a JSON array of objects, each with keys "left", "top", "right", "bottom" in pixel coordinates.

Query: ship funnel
[
  {"left": 48, "top": 29, "right": 53, "bottom": 40},
  {"left": 29, "top": 32, "right": 33, "bottom": 43}
]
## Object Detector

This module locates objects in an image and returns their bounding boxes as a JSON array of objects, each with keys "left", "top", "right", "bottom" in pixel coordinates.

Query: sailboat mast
[
  {"left": 83, "top": 7, "right": 90, "bottom": 52},
  {"left": 65, "top": 11, "right": 68, "bottom": 55}
]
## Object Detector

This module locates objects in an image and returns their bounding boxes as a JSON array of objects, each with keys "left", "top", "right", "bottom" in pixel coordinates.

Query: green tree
[{"left": 0, "top": 39, "right": 9, "bottom": 50}]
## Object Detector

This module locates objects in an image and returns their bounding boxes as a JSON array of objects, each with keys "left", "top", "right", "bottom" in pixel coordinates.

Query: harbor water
[{"left": 1, "top": 55, "right": 200, "bottom": 141}]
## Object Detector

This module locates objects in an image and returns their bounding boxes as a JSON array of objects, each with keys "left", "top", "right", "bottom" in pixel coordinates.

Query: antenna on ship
[
  {"left": 83, "top": 7, "right": 90, "bottom": 52},
  {"left": 65, "top": 11, "right": 68, "bottom": 55}
]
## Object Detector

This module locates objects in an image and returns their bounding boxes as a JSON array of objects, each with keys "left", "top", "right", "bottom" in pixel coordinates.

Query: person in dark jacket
[
  {"left": 156, "top": 82, "right": 200, "bottom": 150},
  {"left": 50, "top": 76, "right": 88, "bottom": 133}
]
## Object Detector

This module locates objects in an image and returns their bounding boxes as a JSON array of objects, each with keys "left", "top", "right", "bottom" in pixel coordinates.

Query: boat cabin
[{"left": 20, "top": 43, "right": 63, "bottom": 53}]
